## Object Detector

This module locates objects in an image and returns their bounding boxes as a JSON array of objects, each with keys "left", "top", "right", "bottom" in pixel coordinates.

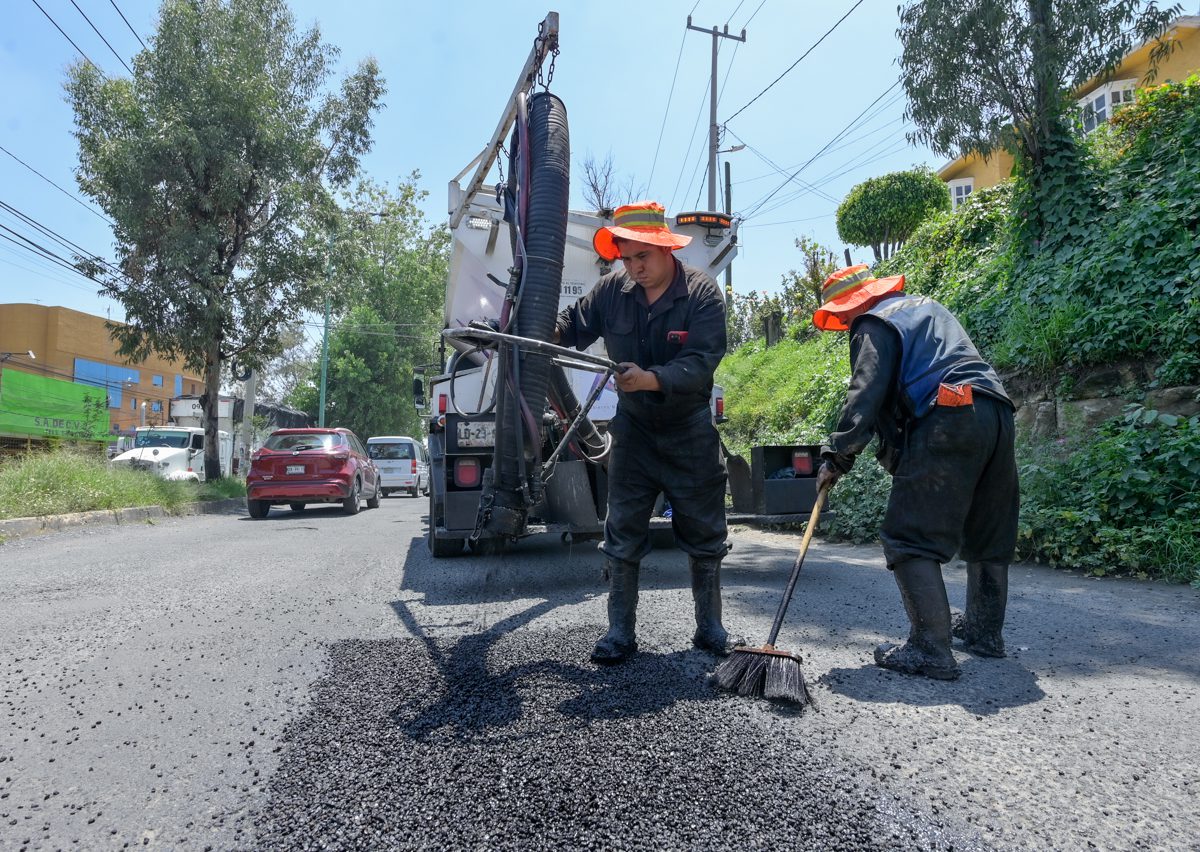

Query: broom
[{"left": 712, "top": 483, "right": 829, "bottom": 706}]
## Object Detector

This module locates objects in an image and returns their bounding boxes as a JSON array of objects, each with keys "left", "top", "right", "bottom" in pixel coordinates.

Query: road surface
[{"left": 1, "top": 496, "right": 1196, "bottom": 849}]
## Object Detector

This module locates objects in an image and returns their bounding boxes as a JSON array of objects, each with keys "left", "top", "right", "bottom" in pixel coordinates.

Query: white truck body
[{"left": 110, "top": 426, "right": 233, "bottom": 482}]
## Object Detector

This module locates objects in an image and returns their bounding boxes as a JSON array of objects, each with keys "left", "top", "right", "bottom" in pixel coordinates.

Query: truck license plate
[
  {"left": 457, "top": 420, "right": 496, "bottom": 448},
  {"left": 286, "top": 464, "right": 305, "bottom": 475}
]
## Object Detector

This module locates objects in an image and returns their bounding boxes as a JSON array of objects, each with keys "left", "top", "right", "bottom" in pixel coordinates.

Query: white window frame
[
  {"left": 948, "top": 178, "right": 974, "bottom": 210},
  {"left": 1078, "top": 79, "right": 1137, "bottom": 134}
]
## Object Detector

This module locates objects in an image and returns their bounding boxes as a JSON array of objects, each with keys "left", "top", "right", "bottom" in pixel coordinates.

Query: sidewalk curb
[{"left": 0, "top": 497, "right": 245, "bottom": 542}]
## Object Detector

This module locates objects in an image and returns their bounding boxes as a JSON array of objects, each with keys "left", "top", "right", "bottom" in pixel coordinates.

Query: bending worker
[
  {"left": 813, "top": 264, "right": 1018, "bottom": 680},
  {"left": 555, "top": 201, "right": 735, "bottom": 664}
]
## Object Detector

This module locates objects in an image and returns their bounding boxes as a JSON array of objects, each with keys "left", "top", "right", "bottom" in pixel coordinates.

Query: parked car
[
  {"left": 366, "top": 435, "right": 429, "bottom": 498},
  {"left": 245, "top": 427, "right": 381, "bottom": 519}
]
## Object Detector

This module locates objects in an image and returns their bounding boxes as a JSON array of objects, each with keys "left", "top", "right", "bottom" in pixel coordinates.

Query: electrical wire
[
  {"left": 741, "top": 78, "right": 902, "bottom": 220},
  {"left": 108, "top": 0, "right": 146, "bottom": 50},
  {"left": 724, "top": 0, "right": 863, "bottom": 125},
  {"left": 647, "top": 21, "right": 692, "bottom": 190},
  {"left": 0, "top": 143, "right": 113, "bottom": 223},
  {"left": 29, "top": 0, "right": 101, "bottom": 72},
  {"left": 69, "top": 0, "right": 132, "bottom": 75}
]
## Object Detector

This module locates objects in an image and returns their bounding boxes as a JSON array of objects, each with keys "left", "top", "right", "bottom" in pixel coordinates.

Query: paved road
[{"left": 1, "top": 496, "right": 1196, "bottom": 849}]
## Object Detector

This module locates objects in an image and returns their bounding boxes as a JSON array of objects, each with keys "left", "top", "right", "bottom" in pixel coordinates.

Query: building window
[
  {"left": 151, "top": 401, "right": 162, "bottom": 413},
  {"left": 948, "top": 178, "right": 974, "bottom": 210},
  {"left": 152, "top": 375, "right": 163, "bottom": 387},
  {"left": 130, "top": 397, "right": 137, "bottom": 411},
  {"left": 175, "top": 375, "right": 183, "bottom": 396},
  {"left": 1079, "top": 79, "right": 1136, "bottom": 134}
]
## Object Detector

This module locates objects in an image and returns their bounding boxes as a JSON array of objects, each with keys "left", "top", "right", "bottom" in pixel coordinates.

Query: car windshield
[
  {"left": 265, "top": 433, "right": 342, "bottom": 451},
  {"left": 134, "top": 430, "right": 190, "bottom": 449},
  {"left": 368, "top": 443, "right": 414, "bottom": 460}
]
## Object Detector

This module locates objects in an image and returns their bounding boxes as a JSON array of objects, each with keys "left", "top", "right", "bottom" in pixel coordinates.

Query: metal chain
[{"left": 534, "top": 21, "right": 559, "bottom": 92}]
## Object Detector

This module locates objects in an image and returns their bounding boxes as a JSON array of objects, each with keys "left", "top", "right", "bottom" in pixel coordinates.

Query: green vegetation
[
  {"left": 718, "top": 75, "right": 1200, "bottom": 585},
  {"left": 0, "top": 449, "right": 244, "bottom": 521},
  {"left": 836, "top": 167, "right": 950, "bottom": 262}
]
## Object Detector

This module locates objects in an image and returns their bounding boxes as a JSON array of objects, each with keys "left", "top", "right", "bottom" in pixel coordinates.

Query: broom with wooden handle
[{"left": 711, "top": 483, "right": 829, "bottom": 706}]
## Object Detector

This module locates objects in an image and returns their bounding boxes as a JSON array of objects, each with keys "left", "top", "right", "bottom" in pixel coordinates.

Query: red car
[{"left": 245, "top": 427, "right": 381, "bottom": 518}]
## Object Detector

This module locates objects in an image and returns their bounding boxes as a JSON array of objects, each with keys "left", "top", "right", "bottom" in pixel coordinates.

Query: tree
[
  {"left": 780, "top": 236, "right": 841, "bottom": 331},
  {"left": 579, "top": 152, "right": 641, "bottom": 214},
  {"left": 836, "top": 168, "right": 950, "bottom": 262},
  {"left": 726, "top": 237, "right": 840, "bottom": 349},
  {"left": 67, "top": 0, "right": 385, "bottom": 479},
  {"left": 257, "top": 322, "right": 314, "bottom": 407},
  {"left": 289, "top": 176, "right": 448, "bottom": 437},
  {"left": 898, "top": 0, "right": 1179, "bottom": 177}
]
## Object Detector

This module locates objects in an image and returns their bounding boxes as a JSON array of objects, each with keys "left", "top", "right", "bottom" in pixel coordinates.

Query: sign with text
[{"left": 0, "top": 368, "right": 110, "bottom": 441}]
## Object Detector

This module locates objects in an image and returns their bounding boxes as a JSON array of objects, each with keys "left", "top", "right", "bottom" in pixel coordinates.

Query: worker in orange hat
[
  {"left": 555, "top": 201, "right": 738, "bottom": 665},
  {"left": 813, "top": 265, "right": 1019, "bottom": 680}
]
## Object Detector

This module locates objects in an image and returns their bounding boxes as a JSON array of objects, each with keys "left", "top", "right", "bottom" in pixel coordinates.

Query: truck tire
[
  {"left": 342, "top": 478, "right": 362, "bottom": 515},
  {"left": 429, "top": 527, "right": 464, "bottom": 557},
  {"left": 247, "top": 499, "right": 269, "bottom": 519},
  {"left": 366, "top": 482, "right": 382, "bottom": 509}
]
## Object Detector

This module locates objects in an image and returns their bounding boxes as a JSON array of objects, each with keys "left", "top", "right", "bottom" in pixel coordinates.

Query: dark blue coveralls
[{"left": 556, "top": 258, "right": 729, "bottom": 563}]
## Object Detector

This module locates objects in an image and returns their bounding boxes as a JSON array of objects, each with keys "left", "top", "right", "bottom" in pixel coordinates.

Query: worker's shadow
[
  {"left": 389, "top": 595, "right": 716, "bottom": 742},
  {"left": 819, "top": 656, "right": 1045, "bottom": 716}
]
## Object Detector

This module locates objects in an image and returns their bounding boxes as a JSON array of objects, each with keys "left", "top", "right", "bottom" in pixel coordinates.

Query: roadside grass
[{"left": 0, "top": 447, "right": 245, "bottom": 520}]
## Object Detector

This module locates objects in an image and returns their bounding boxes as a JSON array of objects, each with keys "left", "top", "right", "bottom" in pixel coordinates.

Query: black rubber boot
[
  {"left": 590, "top": 558, "right": 639, "bottom": 664},
  {"left": 952, "top": 561, "right": 1008, "bottom": 657},
  {"left": 874, "top": 558, "right": 960, "bottom": 680},
  {"left": 690, "top": 556, "right": 740, "bottom": 656}
]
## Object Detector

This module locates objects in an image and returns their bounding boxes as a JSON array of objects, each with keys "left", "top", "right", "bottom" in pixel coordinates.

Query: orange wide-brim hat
[
  {"left": 593, "top": 200, "right": 692, "bottom": 261},
  {"left": 812, "top": 264, "right": 905, "bottom": 331}
]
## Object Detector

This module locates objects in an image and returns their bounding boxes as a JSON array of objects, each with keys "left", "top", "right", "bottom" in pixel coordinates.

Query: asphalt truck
[{"left": 424, "top": 12, "right": 740, "bottom": 557}]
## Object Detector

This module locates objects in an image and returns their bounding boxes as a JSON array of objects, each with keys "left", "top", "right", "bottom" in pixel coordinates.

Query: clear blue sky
[{"left": 0, "top": 0, "right": 941, "bottom": 340}]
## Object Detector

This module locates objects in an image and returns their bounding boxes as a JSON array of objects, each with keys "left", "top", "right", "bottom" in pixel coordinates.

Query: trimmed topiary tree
[{"left": 836, "top": 167, "right": 950, "bottom": 262}]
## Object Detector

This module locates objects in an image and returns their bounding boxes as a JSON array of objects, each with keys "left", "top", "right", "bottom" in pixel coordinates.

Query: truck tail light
[
  {"left": 438, "top": 394, "right": 448, "bottom": 414},
  {"left": 453, "top": 457, "right": 481, "bottom": 488},
  {"left": 411, "top": 459, "right": 417, "bottom": 474},
  {"left": 792, "top": 450, "right": 813, "bottom": 476},
  {"left": 715, "top": 397, "right": 725, "bottom": 417}
]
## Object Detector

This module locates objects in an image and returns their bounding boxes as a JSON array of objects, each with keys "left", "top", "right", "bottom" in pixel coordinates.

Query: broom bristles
[{"left": 711, "top": 646, "right": 814, "bottom": 707}]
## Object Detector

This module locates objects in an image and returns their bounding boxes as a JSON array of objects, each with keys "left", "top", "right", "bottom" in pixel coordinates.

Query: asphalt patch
[{"left": 253, "top": 626, "right": 976, "bottom": 850}]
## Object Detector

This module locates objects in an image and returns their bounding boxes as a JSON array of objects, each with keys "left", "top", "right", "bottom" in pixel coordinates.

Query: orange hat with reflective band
[
  {"left": 812, "top": 264, "right": 905, "bottom": 331},
  {"left": 593, "top": 200, "right": 693, "bottom": 261}
]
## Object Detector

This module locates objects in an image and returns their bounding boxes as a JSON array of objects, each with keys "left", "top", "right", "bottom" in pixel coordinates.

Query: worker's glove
[{"left": 816, "top": 461, "right": 842, "bottom": 493}]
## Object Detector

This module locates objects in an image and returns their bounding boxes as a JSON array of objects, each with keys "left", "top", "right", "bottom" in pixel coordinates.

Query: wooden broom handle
[{"left": 764, "top": 484, "right": 828, "bottom": 649}]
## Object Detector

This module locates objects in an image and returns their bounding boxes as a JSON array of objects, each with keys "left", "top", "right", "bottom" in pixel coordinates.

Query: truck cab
[{"left": 110, "top": 426, "right": 232, "bottom": 482}]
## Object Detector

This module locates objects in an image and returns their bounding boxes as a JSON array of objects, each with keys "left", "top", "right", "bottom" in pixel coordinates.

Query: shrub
[{"left": 1017, "top": 407, "right": 1200, "bottom": 585}]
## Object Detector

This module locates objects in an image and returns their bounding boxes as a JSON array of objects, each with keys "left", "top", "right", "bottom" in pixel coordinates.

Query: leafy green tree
[
  {"left": 67, "top": 0, "right": 385, "bottom": 478},
  {"left": 897, "top": 0, "right": 1178, "bottom": 240},
  {"left": 836, "top": 168, "right": 950, "bottom": 262},
  {"left": 290, "top": 176, "right": 448, "bottom": 438}
]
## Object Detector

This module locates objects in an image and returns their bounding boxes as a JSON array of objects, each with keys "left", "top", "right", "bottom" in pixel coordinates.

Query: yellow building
[
  {"left": 939, "top": 15, "right": 1200, "bottom": 207},
  {"left": 0, "top": 303, "right": 202, "bottom": 437}
]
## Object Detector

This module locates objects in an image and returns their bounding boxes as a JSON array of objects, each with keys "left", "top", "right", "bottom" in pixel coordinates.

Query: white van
[{"left": 366, "top": 435, "right": 429, "bottom": 498}]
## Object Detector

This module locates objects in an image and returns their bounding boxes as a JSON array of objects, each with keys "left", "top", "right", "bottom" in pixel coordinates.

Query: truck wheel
[
  {"left": 366, "top": 482, "right": 382, "bottom": 509},
  {"left": 342, "top": 478, "right": 362, "bottom": 515},
  {"left": 289, "top": 502, "right": 307, "bottom": 512},
  {"left": 247, "top": 499, "right": 269, "bottom": 519},
  {"left": 428, "top": 527, "right": 464, "bottom": 557},
  {"left": 409, "top": 484, "right": 420, "bottom": 498}
]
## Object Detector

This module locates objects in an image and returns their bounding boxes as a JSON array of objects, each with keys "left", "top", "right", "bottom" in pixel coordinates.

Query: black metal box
[{"left": 749, "top": 444, "right": 822, "bottom": 516}]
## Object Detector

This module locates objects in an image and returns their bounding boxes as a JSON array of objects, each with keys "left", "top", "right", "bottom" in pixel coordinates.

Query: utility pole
[
  {"left": 318, "top": 230, "right": 334, "bottom": 427},
  {"left": 687, "top": 16, "right": 746, "bottom": 212},
  {"left": 724, "top": 160, "right": 733, "bottom": 311},
  {"left": 239, "top": 368, "right": 257, "bottom": 475}
]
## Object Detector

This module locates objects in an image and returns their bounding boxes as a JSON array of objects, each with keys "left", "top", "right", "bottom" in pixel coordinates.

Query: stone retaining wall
[{"left": 1005, "top": 360, "right": 1199, "bottom": 439}]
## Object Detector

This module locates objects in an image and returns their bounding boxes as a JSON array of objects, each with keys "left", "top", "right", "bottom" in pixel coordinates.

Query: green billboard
[{"left": 0, "top": 368, "right": 111, "bottom": 441}]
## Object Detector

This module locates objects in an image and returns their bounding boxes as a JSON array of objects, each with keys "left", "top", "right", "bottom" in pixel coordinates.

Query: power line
[
  {"left": 741, "top": 78, "right": 902, "bottom": 220},
  {"left": 0, "top": 200, "right": 124, "bottom": 279},
  {"left": 0, "top": 143, "right": 113, "bottom": 224},
  {"left": 648, "top": 25, "right": 692, "bottom": 193},
  {"left": 69, "top": 0, "right": 132, "bottom": 75},
  {"left": 108, "top": 0, "right": 146, "bottom": 50},
  {"left": 29, "top": 0, "right": 101, "bottom": 72},
  {"left": 741, "top": 0, "right": 768, "bottom": 27},
  {"left": 724, "top": 0, "right": 863, "bottom": 124}
]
